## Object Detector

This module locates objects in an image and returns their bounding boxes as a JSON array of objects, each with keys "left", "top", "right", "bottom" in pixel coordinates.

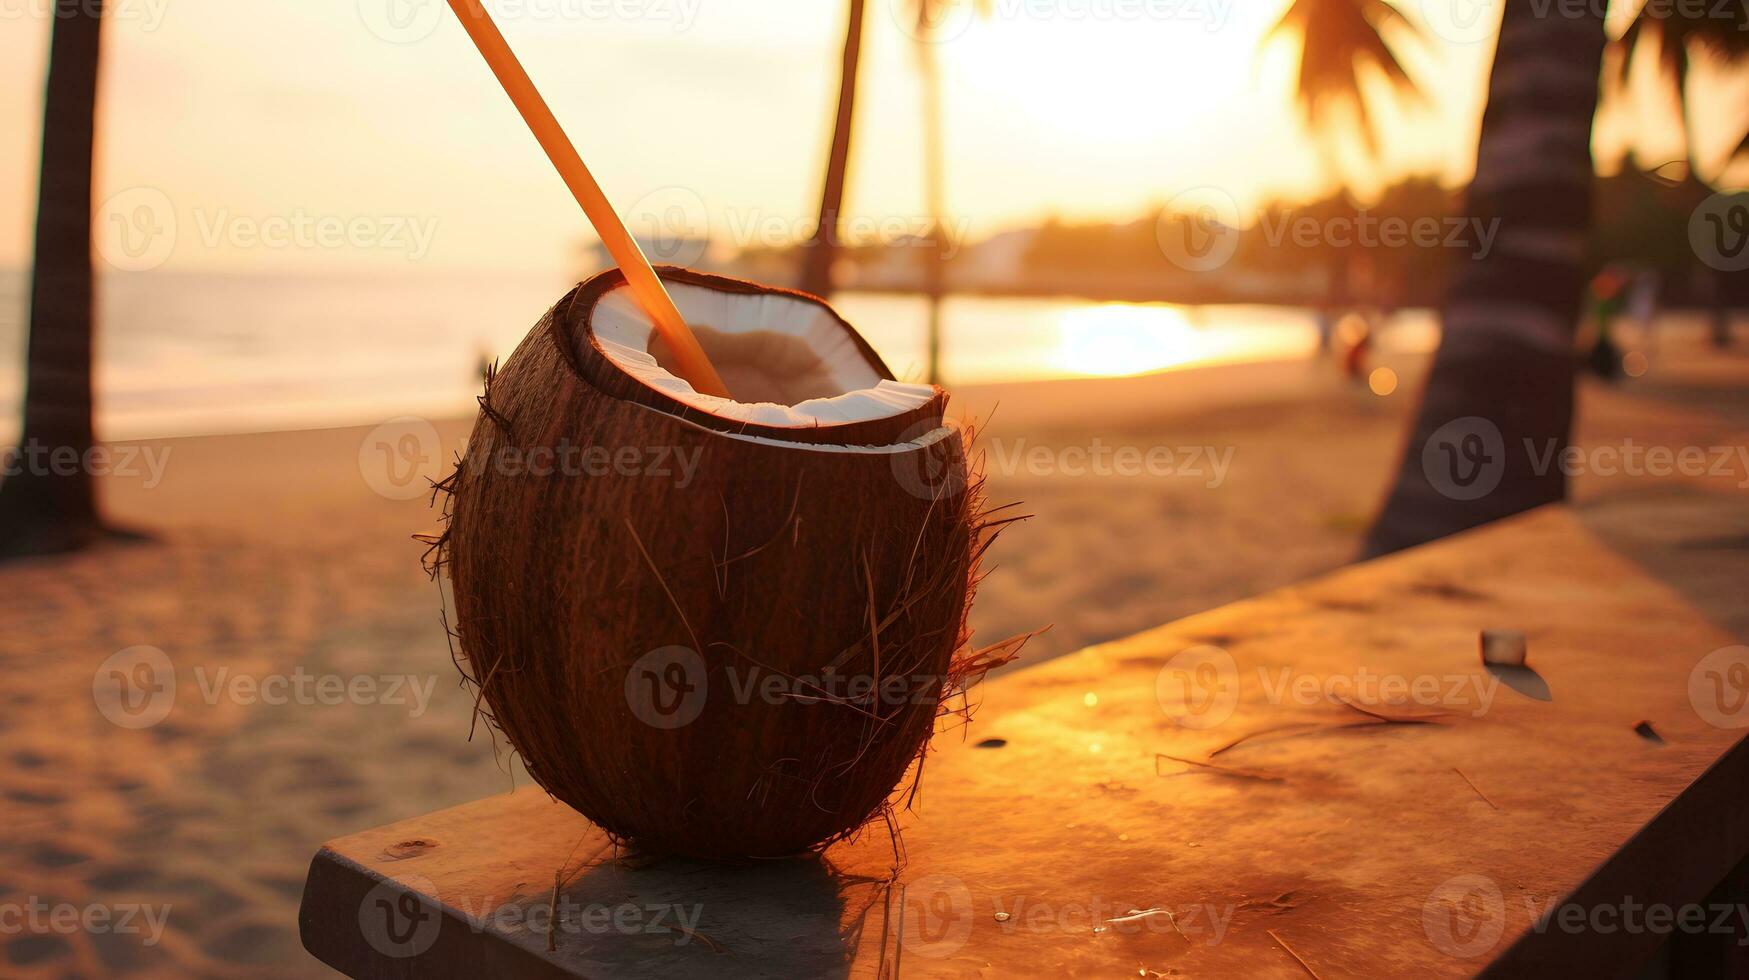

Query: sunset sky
[{"left": 0, "top": 0, "right": 1733, "bottom": 277}]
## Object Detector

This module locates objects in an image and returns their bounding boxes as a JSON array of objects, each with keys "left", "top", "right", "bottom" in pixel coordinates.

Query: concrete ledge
[{"left": 302, "top": 504, "right": 1749, "bottom": 978}]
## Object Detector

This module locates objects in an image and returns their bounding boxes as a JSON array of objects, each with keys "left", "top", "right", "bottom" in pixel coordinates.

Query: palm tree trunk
[
  {"left": 1362, "top": 1, "right": 1606, "bottom": 557},
  {"left": 798, "top": 0, "right": 866, "bottom": 299},
  {"left": 0, "top": 0, "right": 106, "bottom": 556},
  {"left": 916, "top": 12, "right": 947, "bottom": 385}
]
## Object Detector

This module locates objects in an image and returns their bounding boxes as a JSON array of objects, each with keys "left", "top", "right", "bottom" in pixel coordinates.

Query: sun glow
[
  {"left": 1053, "top": 304, "right": 1204, "bottom": 377},
  {"left": 1056, "top": 304, "right": 1196, "bottom": 376},
  {"left": 1052, "top": 303, "right": 1327, "bottom": 379}
]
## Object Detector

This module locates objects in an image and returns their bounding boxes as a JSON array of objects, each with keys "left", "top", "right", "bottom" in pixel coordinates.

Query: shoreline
[{"left": 85, "top": 352, "right": 1338, "bottom": 449}]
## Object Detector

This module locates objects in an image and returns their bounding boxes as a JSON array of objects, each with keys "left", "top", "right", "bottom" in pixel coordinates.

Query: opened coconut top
[{"left": 589, "top": 279, "right": 938, "bottom": 430}]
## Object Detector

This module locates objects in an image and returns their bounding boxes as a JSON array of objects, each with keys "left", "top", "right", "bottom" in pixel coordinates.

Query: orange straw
[{"left": 444, "top": 0, "right": 730, "bottom": 398}]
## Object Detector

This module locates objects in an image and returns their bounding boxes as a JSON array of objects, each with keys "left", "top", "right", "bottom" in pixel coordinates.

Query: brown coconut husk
[{"left": 428, "top": 268, "right": 1020, "bottom": 859}]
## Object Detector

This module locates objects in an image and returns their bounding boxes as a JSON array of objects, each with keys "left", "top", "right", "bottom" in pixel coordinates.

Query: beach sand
[{"left": 1, "top": 332, "right": 1745, "bottom": 977}]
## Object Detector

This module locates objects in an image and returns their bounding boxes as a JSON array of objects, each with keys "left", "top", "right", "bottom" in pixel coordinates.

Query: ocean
[{"left": 0, "top": 269, "right": 1439, "bottom": 442}]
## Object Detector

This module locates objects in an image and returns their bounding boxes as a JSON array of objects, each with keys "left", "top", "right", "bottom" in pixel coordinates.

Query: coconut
[{"left": 432, "top": 268, "right": 1011, "bottom": 859}]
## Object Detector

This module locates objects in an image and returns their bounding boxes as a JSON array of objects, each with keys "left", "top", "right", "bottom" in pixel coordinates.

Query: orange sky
[{"left": 0, "top": 0, "right": 1732, "bottom": 277}]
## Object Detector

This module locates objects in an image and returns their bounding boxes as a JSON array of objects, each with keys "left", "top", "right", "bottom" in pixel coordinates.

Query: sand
[{"left": 0, "top": 328, "right": 1744, "bottom": 977}]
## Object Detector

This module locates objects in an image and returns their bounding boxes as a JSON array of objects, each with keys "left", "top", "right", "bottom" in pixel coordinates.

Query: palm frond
[
  {"left": 1612, "top": 0, "right": 1749, "bottom": 71},
  {"left": 1609, "top": 0, "right": 1749, "bottom": 169},
  {"left": 1265, "top": 0, "right": 1427, "bottom": 157}
]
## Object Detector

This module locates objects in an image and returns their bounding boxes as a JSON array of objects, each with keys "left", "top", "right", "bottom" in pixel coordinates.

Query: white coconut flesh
[{"left": 591, "top": 282, "right": 941, "bottom": 441}]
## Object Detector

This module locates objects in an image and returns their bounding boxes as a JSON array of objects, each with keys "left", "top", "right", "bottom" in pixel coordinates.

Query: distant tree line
[{"left": 1013, "top": 169, "right": 1746, "bottom": 309}]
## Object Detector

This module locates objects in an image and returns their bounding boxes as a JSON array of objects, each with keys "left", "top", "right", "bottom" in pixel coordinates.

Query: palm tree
[
  {"left": 1263, "top": 0, "right": 1428, "bottom": 349},
  {"left": 0, "top": 0, "right": 107, "bottom": 557},
  {"left": 908, "top": 0, "right": 986, "bottom": 384},
  {"left": 799, "top": 0, "right": 977, "bottom": 383},
  {"left": 798, "top": 0, "right": 867, "bottom": 299},
  {"left": 1609, "top": 0, "right": 1749, "bottom": 347},
  {"left": 1363, "top": 2, "right": 1607, "bottom": 555},
  {"left": 912, "top": 0, "right": 950, "bottom": 384}
]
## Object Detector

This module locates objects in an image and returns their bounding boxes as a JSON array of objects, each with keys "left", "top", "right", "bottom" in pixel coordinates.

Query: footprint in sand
[
  {"left": 5, "top": 789, "right": 63, "bottom": 806},
  {"left": 90, "top": 926, "right": 159, "bottom": 974},
  {"left": 4, "top": 932, "right": 73, "bottom": 969},
  {"left": 11, "top": 749, "right": 48, "bottom": 769},
  {"left": 201, "top": 917, "right": 300, "bottom": 966},
  {"left": 28, "top": 841, "right": 89, "bottom": 869},
  {"left": 86, "top": 864, "right": 159, "bottom": 891}
]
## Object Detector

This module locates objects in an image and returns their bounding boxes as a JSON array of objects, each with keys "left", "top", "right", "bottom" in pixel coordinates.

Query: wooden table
[{"left": 300, "top": 503, "right": 1749, "bottom": 978}]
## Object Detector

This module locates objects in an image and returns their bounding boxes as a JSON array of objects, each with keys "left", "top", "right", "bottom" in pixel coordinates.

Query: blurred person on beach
[
  {"left": 1627, "top": 267, "right": 1661, "bottom": 362},
  {"left": 1585, "top": 266, "right": 1627, "bottom": 381},
  {"left": 1337, "top": 312, "right": 1372, "bottom": 384}
]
